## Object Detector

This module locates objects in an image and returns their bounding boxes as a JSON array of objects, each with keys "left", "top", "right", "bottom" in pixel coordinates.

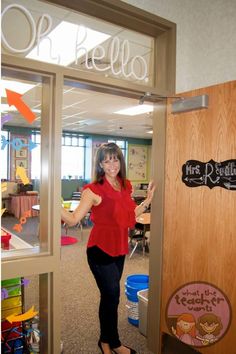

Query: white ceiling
[
  {"left": 62, "top": 86, "right": 153, "bottom": 138},
  {"left": 1, "top": 80, "right": 153, "bottom": 139},
  {"left": 1, "top": 0, "right": 154, "bottom": 139}
]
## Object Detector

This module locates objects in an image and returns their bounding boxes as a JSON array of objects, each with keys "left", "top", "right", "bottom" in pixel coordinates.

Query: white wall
[{"left": 122, "top": 0, "right": 236, "bottom": 93}]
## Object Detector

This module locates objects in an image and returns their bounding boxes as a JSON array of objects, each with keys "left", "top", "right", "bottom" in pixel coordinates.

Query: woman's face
[{"left": 100, "top": 154, "right": 120, "bottom": 179}]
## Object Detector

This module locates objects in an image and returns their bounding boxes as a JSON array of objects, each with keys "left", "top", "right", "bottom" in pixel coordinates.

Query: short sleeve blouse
[{"left": 83, "top": 177, "right": 136, "bottom": 256}]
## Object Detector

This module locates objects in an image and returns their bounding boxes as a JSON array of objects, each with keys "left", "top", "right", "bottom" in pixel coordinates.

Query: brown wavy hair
[
  {"left": 93, "top": 143, "right": 127, "bottom": 187},
  {"left": 196, "top": 313, "right": 223, "bottom": 336}
]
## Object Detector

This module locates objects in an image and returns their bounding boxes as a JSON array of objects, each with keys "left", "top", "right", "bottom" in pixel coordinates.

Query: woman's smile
[{"left": 101, "top": 156, "right": 120, "bottom": 177}]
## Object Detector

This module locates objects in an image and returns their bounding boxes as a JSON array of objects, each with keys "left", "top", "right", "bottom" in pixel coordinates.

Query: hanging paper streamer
[
  {"left": 1, "top": 135, "right": 37, "bottom": 151},
  {"left": 13, "top": 210, "right": 31, "bottom": 233}
]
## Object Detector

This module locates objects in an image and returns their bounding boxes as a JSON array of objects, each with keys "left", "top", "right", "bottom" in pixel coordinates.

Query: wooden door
[{"left": 160, "top": 81, "right": 236, "bottom": 353}]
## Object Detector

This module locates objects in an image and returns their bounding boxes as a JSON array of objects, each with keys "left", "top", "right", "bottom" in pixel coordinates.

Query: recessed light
[
  {"left": 114, "top": 104, "right": 153, "bottom": 116},
  {"left": 27, "top": 22, "right": 110, "bottom": 66},
  {"left": 1, "top": 80, "right": 35, "bottom": 97},
  {"left": 1, "top": 104, "right": 17, "bottom": 112}
]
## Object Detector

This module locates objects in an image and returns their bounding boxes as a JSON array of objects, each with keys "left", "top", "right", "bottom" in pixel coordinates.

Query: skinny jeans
[{"left": 87, "top": 246, "right": 125, "bottom": 349}]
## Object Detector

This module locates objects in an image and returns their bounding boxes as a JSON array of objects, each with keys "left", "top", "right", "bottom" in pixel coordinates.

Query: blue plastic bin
[{"left": 125, "top": 274, "right": 149, "bottom": 326}]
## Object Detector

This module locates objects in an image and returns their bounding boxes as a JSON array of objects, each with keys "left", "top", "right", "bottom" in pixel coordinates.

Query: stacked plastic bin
[
  {"left": 1, "top": 277, "right": 24, "bottom": 353},
  {"left": 125, "top": 274, "right": 149, "bottom": 326}
]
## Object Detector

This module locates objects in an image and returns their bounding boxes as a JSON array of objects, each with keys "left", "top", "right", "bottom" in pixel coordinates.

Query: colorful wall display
[
  {"left": 128, "top": 145, "right": 148, "bottom": 181},
  {"left": 182, "top": 159, "right": 236, "bottom": 190},
  {"left": 9, "top": 134, "right": 30, "bottom": 181},
  {"left": 165, "top": 281, "right": 232, "bottom": 348}
]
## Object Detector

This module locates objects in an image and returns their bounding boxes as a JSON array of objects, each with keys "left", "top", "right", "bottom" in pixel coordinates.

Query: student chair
[{"left": 129, "top": 225, "right": 148, "bottom": 258}]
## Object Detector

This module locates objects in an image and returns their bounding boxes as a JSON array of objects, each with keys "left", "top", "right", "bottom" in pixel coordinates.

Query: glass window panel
[
  {"left": 71, "top": 136, "right": 78, "bottom": 146},
  {"left": 35, "top": 134, "right": 41, "bottom": 144},
  {"left": 85, "top": 138, "right": 92, "bottom": 181},
  {"left": 114, "top": 140, "right": 125, "bottom": 148},
  {"left": 31, "top": 143, "right": 41, "bottom": 179},
  {"left": 108, "top": 139, "right": 127, "bottom": 159},
  {"left": 78, "top": 137, "right": 85, "bottom": 147},
  {"left": 1, "top": 130, "right": 9, "bottom": 179},
  {"left": 1, "top": 0, "right": 154, "bottom": 86},
  {"left": 0, "top": 67, "right": 53, "bottom": 259},
  {"left": 61, "top": 146, "right": 84, "bottom": 179},
  {"left": 64, "top": 136, "right": 71, "bottom": 146}
]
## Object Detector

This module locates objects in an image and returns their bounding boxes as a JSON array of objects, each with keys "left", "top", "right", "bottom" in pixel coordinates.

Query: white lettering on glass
[
  {"left": 36, "top": 14, "right": 60, "bottom": 63},
  {"left": 1, "top": 4, "right": 36, "bottom": 53},
  {"left": 1, "top": 4, "right": 148, "bottom": 81}
]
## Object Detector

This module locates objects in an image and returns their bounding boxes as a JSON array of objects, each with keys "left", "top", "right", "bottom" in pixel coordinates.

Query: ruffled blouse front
[{"left": 83, "top": 177, "right": 136, "bottom": 256}]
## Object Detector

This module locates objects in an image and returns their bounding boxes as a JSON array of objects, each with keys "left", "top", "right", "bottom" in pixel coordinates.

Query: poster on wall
[
  {"left": 165, "top": 281, "right": 232, "bottom": 348},
  {"left": 10, "top": 135, "right": 31, "bottom": 181},
  {"left": 128, "top": 145, "right": 148, "bottom": 181},
  {"left": 182, "top": 159, "right": 236, "bottom": 190}
]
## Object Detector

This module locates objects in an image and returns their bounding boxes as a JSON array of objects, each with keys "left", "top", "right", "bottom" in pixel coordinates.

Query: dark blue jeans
[{"left": 87, "top": 246, "right": 125, "bottom": 349}]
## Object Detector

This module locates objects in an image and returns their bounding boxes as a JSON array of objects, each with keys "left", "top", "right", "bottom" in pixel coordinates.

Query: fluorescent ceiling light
[
  {"left": 114, "top": 105, "right": 153, "bottom": 116},
  {"left": 1, "top": 80, "right": 35, "bottom": 97},
  {"left": 26, "top": 21, "right": 110, "bottom": 66},
  {"left": 1, "top": 104, "right": 17, "bottom": 112}
]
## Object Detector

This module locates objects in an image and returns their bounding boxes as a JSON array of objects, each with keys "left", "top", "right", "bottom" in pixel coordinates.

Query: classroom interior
[
  {"left": 1, "top": 1, "right": 236, "bottom": 354},
  {"left": 1, "top": 64, "right": 156, "bottom": 354}
]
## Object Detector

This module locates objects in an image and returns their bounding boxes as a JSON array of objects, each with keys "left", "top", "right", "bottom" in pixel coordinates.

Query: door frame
[{"left": 1, "top": 0, "right": 176, "bottom": 352}]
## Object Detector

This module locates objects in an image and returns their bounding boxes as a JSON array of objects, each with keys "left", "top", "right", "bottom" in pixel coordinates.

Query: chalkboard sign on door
[{"left": 182, "top": 159, "right": 236, "bottom": 190}]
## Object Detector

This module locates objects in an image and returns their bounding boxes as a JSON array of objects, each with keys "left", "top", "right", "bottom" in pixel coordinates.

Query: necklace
[{"left": 110, "top": 179, "right": 120, "bottom": 191}]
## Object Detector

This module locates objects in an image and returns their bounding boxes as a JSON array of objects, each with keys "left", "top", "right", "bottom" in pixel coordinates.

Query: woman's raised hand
[{"left": 146, "top": 180, "right": 156, "bottom": 204}]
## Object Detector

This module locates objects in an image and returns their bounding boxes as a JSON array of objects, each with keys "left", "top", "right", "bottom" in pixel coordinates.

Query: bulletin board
[{"left": 128, "top": 144, "right": 148, "bottom": 181}]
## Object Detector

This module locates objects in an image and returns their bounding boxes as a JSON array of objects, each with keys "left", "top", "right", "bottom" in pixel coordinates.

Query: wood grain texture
[{"left": 161, "top": 81, "right": 236, "bottom": 354}]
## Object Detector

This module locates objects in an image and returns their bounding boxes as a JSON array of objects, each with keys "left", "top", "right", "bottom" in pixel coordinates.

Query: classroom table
[
  {"left": 10, "top": 195, "right": 39, "bottom": 219},
  {"left": 32, "top": 200, "right": 80, "bottom": 213},
  {"left": 32, "top": 201, "right": 81, "bottom": 244},
  {"left": 129, "top": 213, "right": 150, "bottom": 258}
]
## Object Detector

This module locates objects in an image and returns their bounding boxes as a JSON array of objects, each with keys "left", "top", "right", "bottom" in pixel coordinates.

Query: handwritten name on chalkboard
[{"left": 182, "top": 159, "right": 236, "bottom": 190}]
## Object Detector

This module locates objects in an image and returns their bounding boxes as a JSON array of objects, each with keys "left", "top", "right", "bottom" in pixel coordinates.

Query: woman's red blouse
[{"left": 83, "top": 177, "right": 136, "bottom": 256}]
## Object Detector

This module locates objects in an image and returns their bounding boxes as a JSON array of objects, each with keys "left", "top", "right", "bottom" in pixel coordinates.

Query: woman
[{"left": 61, "top": 143, "right": 155, "bottom": 354}]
